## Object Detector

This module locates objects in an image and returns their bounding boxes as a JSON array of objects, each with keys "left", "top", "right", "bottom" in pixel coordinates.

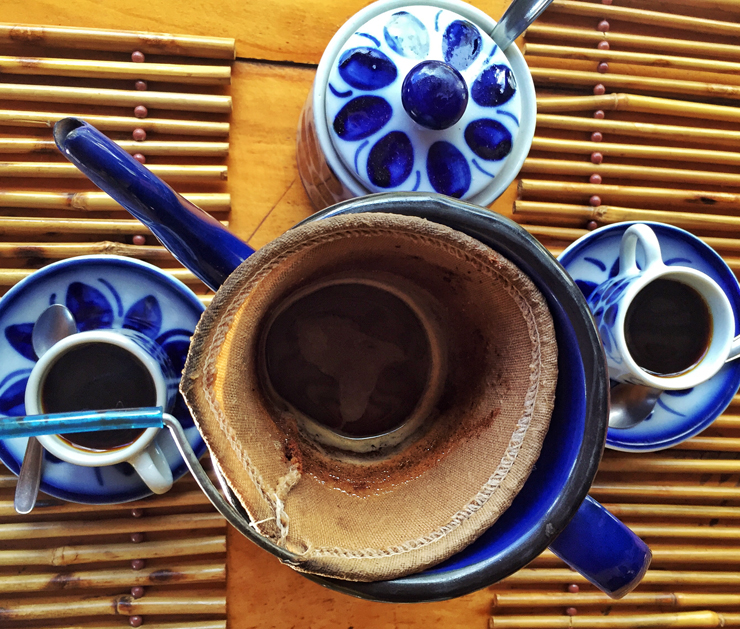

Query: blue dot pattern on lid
[
  {"left": 326, "top": 5, "right": 522, "bottom": 200},
  {"left": 338, "top": 47, "right": 398, "bottom": 90},
  {"left": 401, "top": 60, "right": 468, "bottom": 131},
  {"left": 384, "top": 11, "right": 430, "bottom": 59},
  {"left": 334, "top": 96, "right": 393, "bottom": 141},
  {"left": 367, "top": 131, "right": 415, "bottom": 188},
  {"left": 427, "top": 141, "right": 471, "bottom": 198},
  {"left": 465, "top": 119, "right": 513, "bottom": 161},
  {"left": 471, "top": 65, "right": 517, "bottom": 107},
  {"left": 442, "top": 20, "right": 482, "bottom": 71}
]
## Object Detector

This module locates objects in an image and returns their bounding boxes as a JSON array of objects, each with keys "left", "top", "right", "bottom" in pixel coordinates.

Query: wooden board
[{"left": 3, "top": 0, "right": 740, "bottom": 627}]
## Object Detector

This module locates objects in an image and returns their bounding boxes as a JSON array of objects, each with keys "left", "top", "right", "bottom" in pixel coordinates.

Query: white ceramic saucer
[
  {"left": 0, "top": 256, "right": 205, "bottom": 503},
  {"left": 558, "top": 222, "right": 740, "bottom": 452}
]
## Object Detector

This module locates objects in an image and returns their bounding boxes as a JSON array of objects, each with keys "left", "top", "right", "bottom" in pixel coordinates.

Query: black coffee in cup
[
  {"left": 624, "top": 278, "right": 711, "bottom": 376},
  {"left": 41, "top": 342, "right": 157, "bottom": 450}
]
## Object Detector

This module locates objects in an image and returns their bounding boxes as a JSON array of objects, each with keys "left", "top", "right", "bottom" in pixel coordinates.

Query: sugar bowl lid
[{"left": 322, "top": 2, "right": 533, "bottom": 204}]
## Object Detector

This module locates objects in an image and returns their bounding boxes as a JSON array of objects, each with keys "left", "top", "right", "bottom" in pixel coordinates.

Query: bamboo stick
[
  {"left": 0, "top": 24, "right": 234, "bottom": 60},
  {"left": 519, "top": 180, "right": 740, "bottom": 213},
  {"left": 521, "top": 224, "right": 588, "bottom": 245},
  {"left": 0, "top": 267, "right": 200, "bottom": 285},
  {"left": 536, "top": 93, "right": 740, "bottom": 123},
  {"left": 590, "top": 483, "right": 740, "bottom": 501},
  {"left": 0, "top": 562, "right": 225, "bottom": 594},
  {"left": 88, "top": 140, "right": 230, "bottom": 156},
  {"left": 53, "top": 624, "right": 225, "bottom": 629},
  {"left": 526, "top": 24, "right": 740, "bottom": 62},
  {"left": 0, "top": 535, "right": 225, "bottom": 567},
  {"left": 531, "top": 137, "right": 740, "bottom": 168},
  {"left": 0, "top": 163, "right": 227, "bottom": 180},
  {"left": 0, "top": 191, "right": 229, "bottom": 211},
  {"left": 521, "top": 158, "right": 740, "bottom": 188},
  {"left": 0, "top": 593, "right": 225, "bottom": 620},
  {"left": 0, "top": 216, "right": 227, "bottom": 236},
  {"left": 0, "top": 55, "right": 230, "bottom": 84},
  {"left": 629, "top": 524, "right": 740, "bottom": 540},
  {"left": 513, "top": 200, "right": 740, "bottom": 234},
  {"left": 502, "top": 568, "right": 740, "bottom": 586},
  {"left": 493, "top": 591, "right": 740, "bottom": 608},
  {"left": 526, "top": 43, "right": 740, "bottom": 77},
  {"left": 0, "top": 138, "right": 229, "bottom": 156},
  {"left": 0, "top": 490, "right": 212, "bottom": 515},
  {"left": 533, "top": 545, "right": 740, "bottom": 566},
  {"left": 520, "top": 224, "right": 740, "bottom": 258},
  {"left": 0, "top": 242, "right": 172, "bottom": 260},
  {"left": 0, "top": 512, "right": 224, "bottom": 541},
  {"left": 0, "top": 109, "right": 229, "bottom": 136},
  {"left": 536, "top": 113, "right": 740, "bottom": 149},
  {"left": 490, "top": 610, "right": 724, "bottom": 628},
  {"left": 604, "top": 503, "right": 740, "bottom": 519},
  {"left": 548, "top": 0, "right": 740, "bottom": 38},
  {"left": 599, "top": 456, "right": 740, "bottom": 474},
  {"left": 531, "top": 67, "right": 740, "bottom": 101},
  {"left": 712, "top": 414, "right": 740, "bottom": 429},
  {"left": 0, "top": 83, "right": 231, "bottom": 113},
  {"left": 672, "top": 436, "right": 740, "bottom": 451}
]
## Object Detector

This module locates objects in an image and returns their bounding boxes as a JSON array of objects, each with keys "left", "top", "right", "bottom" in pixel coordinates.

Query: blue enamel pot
[{"left": 52, "top": 118, "right": 650, "bottom": 602}]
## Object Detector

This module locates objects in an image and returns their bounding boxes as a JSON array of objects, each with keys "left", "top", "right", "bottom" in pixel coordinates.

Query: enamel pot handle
[
  {"left": 53, "top": 118, "right": 254, "bottom": 291},
  {"left": 548, "top": 495, "right": 652, "bottom": 599}
]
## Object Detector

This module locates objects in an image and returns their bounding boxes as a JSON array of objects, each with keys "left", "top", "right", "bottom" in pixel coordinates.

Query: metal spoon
[
  {"left": 490, "top": 0, "right": 555, "bottom": 51},
  {"left": 608, "top": 383, "right": 663, "bottom": 430},
  {"left": 14, "top": 304, "right": 77, "bottom": 514}
]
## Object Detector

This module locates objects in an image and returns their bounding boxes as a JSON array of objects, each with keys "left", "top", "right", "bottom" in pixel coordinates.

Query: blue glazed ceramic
[
  {"left": 52, "top": 117, "right": 648, "bottom": 601},
  {"left": 558, "top": 222, "right": 740, "bottom": 452},
  {"left": 0, "top": 255, "right": 206, "bottom": 504},
  {"left": 296, "top": 194, "right": 648, "bottom": 602},
  {"left": 324, "top": 4, "right": 524, "bottom": 201}
]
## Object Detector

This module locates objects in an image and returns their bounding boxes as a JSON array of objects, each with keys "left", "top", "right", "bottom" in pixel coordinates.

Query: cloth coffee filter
[{"left": 182, "top": 212, "right": 558, "bottom": 581}]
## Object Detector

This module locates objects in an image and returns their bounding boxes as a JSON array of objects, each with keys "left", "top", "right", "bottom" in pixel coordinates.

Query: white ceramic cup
[
  {"left": 25, "top": 329, "right": 177, "bottom": 494},
  {"left": 588, "top": 224, "right": 740, "bottom": 390}
]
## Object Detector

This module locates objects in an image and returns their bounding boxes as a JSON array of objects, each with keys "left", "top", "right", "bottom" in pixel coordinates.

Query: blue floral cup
[
  {"left": 588, "top": 224, "right": 740, "bottom": 390},
  {"left": 25, "top": 328, "right": 178, "bottom": 494}
]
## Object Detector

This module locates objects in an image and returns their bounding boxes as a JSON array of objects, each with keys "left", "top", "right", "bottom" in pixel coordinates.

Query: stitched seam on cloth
[{"left": 204, "top": 219, "right": 544, "bottom": 547}]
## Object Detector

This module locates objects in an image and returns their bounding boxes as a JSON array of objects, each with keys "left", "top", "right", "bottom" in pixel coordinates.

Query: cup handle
[
  {"left": 128, "top": 441, "right": 174, "bottom": 495},
  {"left": 619, "top": 224, "right": 664, "bottom": 276},
  {"left": 727, "top": 336, "right": 740, "bottom": 363},
  {"left": 547, "top": 495, "right": 651, "bottom": 599}
]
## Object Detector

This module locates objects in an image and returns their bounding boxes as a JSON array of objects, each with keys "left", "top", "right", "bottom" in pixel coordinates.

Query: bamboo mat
[
  {"left": 0, "top": 22, "right": 231, "bottom": 628},
  {"left": 0, "top": 22, "right": 236, "bottom": 305},
  {"left": 482, "top": 0, "right": 740, "bottom": 626},
  {"left": 4, "top": 3, "right": 740, "bottom": 628}
]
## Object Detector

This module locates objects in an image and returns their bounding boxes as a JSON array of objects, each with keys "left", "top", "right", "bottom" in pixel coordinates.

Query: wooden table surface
[
  {"left": 6, "top": 0, "right": 740, "bottom": 627},
  {"left": 2, "top": 0, "right": 515, "bottom": 626}
]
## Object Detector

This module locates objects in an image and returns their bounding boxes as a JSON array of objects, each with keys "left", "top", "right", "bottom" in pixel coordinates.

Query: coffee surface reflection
[
  {"left": 625, "top": 279, "right": 711, "bottom": 376},
  {"left": 263, "top": 282, "right": 432, "bottom": 438},
  {"left": 41, "top": 342, "right": 156, "bottom": 450}
]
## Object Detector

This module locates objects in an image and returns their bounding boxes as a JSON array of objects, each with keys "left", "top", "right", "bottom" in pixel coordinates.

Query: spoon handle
[
  {"left": 0, "top": 407, "right": 164, "bottom": 440},
  {"left": 489, "top": 0, "right": 555, "bottom": 50},
  {"left": 14, "top": 437, "right": 43, "bottom": 514}
]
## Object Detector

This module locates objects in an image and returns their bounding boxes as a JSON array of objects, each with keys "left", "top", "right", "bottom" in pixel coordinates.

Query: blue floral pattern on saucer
[
  {"left": 0, "top": 255, "right": 206, "bottom": 503},
  {"left": 558, "top": 222, "right": 740, "bottom": 452}
]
